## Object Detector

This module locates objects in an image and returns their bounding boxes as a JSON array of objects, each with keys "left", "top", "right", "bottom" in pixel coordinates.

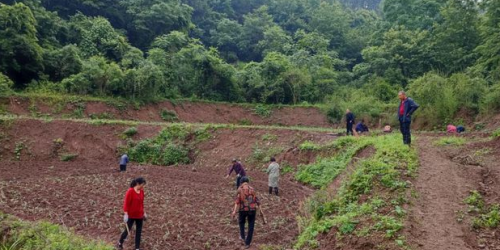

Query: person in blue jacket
[
  {"left": 355, "top": 120, "right": 369, "bottom": 134},
  {"left": 397, "top": 91, "right": 419, "bottom": 146},
  {"left": 120, "top": 154, "right": 129, "bottom": 172}
]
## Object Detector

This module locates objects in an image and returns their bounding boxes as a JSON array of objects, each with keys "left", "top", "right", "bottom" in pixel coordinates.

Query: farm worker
[
  {"left": 225, "top": 158, "right": 247, "bottom": 189},
  {"left": 355, "top": 120, "right": 369, "bottom": 134},
  {"left": 266, "top": 157, "right": 280, "bottom": 196},
  {"left": 119, "top": 153, "right": 129, "bottom": 172},
  {"left": 117, "top": 177, "right": 147, "bottom": 250},
  {"left": 447, "top": 124, "right": 457, "bottom": 134},
  {"left": 232, "top": 176, "right": 260, "bottom": 249},
  {"left": 345, "top": 109, "right": 355, "bottom": 136},
  {"left": 457, "top": 125, "right": 465, "bottom": 133},
  {"left": 397, "top": 91, "right": 419, "bottom": 146}
]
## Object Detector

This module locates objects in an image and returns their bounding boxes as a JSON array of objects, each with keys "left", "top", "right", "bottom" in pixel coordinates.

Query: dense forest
[{"left": 0, "top": 0, "right": 499, "bottom": 126}]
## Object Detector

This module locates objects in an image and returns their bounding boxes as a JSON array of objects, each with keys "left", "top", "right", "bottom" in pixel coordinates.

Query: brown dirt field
[
  {"left": 3, "top": 97, "right": 331, "bottom": 128},
  {"left": 404, "top": 136, "right": 500, "bottom": 250},
  {"left": 0, "top": 119, "right": 333, "bottom": 250}
]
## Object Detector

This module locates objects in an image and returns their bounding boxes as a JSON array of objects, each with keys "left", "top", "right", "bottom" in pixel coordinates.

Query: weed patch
[
  {"left": 0, "top": 212, "right": 112, "bottom": 250},
  {"left": 128, "top": 125, "right": 211, "bottom": 166},
  {"left": 464, "top": 191, "right": 500, "bottom": 229},
  {"left": 123, "top": 127, "right": 138, "bottom": 137},
  {"left": 295, "top": 135, "right": 418, "bottom": 249},
  {"left": 253, "top": 104, "right": 272, "bottom": 117},
  {"left": 60, "top": 153, "right": 78, "bottom": 162},
  {"left": 160, "top": 109, "right": 179, "bottom": 122}
]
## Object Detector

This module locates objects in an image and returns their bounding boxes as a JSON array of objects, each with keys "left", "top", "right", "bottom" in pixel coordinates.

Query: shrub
[
  {"left": 123, "top": 127, "right": 138, "bottom": 137},
  {"left": 160, "top": 109, "right": 178, "bottom": 122},
  {"left": 0, "top": 73, "right": 13, "bottom": 96},
  {"left": 253, "top": 104, "right": 272, "bottom": 117}
]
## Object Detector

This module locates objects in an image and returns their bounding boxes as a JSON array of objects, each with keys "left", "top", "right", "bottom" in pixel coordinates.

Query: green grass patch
[
  {"left": 253, "top": 104, "right": 272, "bottom": 117},
  {"left": 434, "top": 137, "right": 466, "bottom": 146},
  {"left": 0, "top": 212, "right": 112, "bottom": 250},
  {"left": 295, "top": 134, "right": 418, "bottom": 249}
]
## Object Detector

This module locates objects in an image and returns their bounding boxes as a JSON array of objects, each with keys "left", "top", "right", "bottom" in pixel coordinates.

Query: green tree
[{"left": 0, "top": 2, "right": 43, "bottom": 87}]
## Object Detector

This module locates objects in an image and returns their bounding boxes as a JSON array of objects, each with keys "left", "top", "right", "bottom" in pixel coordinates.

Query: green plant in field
[
  {"left": 295, "top": 135, "right": 418, "bottom": 249},
  {"left": 253, "top": 104, "right": 272, "bottom": 117},
  {"left": 492, "top": 128, "right": 500, "bottom": 138},
  {"left": 261, "top": 133, "right": 277, "bottom": 141},
  {"left": 128, "top": 125, "right": 210, "bottom": 166},
  {"left": 123, "top": 127, "right": 138, "bottom": 137},
  {"left": 89, "top": 112, "right": 114, "bottom": 120},
  {"left": 160, "top": 109, "right": 178, "bottom": 122},
  {"left": 464, "top": 190, "right": 500, "bottom": 229},
  {"left": 298, "top": 141, "right": 320, "bottom": 150},
  {"left": 281, "top": 162, "right": 293, "bottom": 174},
  {"left": 0, "top": 212, "right": 113, "bottom": 250},
  {"left": 250, "top": 143, "right": 283, "bottom": 165},
  {"left": 13, "top": 142, "right": 25, "bottom": 161},
  {"left": 60, "top": 153, "right": 78, "bottom": 161},
  {"left": 434, "top": 137, "right": 466, "bottom": 146}
]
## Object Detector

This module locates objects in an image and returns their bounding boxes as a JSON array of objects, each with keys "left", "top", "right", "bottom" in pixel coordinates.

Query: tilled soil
[
  {"left": 0, "top": 160, "right": 313, "bottom": 250},
  {"left": 405, "top": 136, "right": 486, "bottom": 250}
]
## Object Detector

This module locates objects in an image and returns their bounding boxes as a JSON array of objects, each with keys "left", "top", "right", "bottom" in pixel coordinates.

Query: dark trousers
[
  {"left": 239, "top": 211, "right": 256, "bottom": 246},
  {"left": 236, "top": 175, "right": 242, "bottom": 189},
  {"left": 268, "top": 187, "right": 279, "bottom": 196},
  {"left": 120, "top": 164, "right": 127, "bottom": 172},
  {"left": 399, "top": 119, "right": 412, "bottom": 145},
  {"left": 119, "top": 218, "right": 143, "bottom": 249},
  {"left": 346, "top": 123, "right": 353, "bottom": 136}
]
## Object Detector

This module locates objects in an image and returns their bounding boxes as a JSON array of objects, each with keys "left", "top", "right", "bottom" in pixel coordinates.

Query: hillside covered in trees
[{"left": 0, "top": 0, "right": 499, "bottom": 126}]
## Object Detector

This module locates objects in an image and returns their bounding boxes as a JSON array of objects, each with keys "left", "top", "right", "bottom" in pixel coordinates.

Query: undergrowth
[
  {"left": 127, "top": 124, "right": 211, "bottom": 166},
  {"left": 295, "top": 134, "right": 418, "bottom": 249},
  {"left": 0, "top": 212, "right": 112, "bottom": 250}
]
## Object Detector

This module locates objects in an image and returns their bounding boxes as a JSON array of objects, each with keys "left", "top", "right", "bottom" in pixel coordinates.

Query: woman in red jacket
[{"left": 117, "top": 177, "right": 147, "bottom": 250}]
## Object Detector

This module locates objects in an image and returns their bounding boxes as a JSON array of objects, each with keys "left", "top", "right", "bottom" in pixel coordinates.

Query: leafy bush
[
  {"left": 0, "top": 73, "right": 13, "bottom": 96},
  {"left": 253, "top": 104, "right": 272, "bottom": 117},
  {"left": 160, "top": 109, "right": 179, "bottom": 122},
  {"left": 492, "top": 128, "right": 500, "bottom": 138},
  {"left": 123, "top": 127, "right": 138, "bottom": 137}
]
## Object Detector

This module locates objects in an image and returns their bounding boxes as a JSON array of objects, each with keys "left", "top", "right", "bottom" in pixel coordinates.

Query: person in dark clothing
[
  {"left": 117, "top": 177, "right": 147, "bottom": 250},
  {"left": 119, "top": 154, "right": 129, "bottom": 172},
  {"left": 225, "top": 158, "right": 247, "bottom": 189},
  {"left": 457, "top": 125, "right": 465, "bottom": 133},
  {"left": 345, "top": 109, "right": 355, "bottom": 136},
  {"left": 355, "top": 120, "right": 369, "bottom": 134},
  {"left": 232, "top": 176, "right": 260, "bottom": 249},
  {"left": 397, "top": 91, "right": 419, "bottom": 146}
]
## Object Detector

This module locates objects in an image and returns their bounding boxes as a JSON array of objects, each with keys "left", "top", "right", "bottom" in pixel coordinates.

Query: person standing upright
[
  {"left": 117, "top": 177, "right": 147, "bottom": 250},
  {"left": 345, "top": 109, "right": 355, "bottom": 136},
  {"left": 225, "top": 158, "right": 247, "bottom": 189},
  {"left": 232, "top": 176, "right": 260, "bottom": 249},
  {"left": 119, "top": 153, "right": 129, "bottom": 172},
  {"left": 266, "top": 157, "right": 280, "bottom": 196},
  {"left": 397, "top": 91, "right": 419, "bottom": 146}
]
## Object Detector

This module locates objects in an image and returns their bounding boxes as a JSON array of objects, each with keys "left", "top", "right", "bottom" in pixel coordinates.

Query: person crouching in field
[
  {"left": 232, "top": 176, "right": 260, "bottom": 249},
  {"left": 117, "top": 177, "right": 147, "bottom": 250},
  {"left": 225, "top": 158, "right": 247, "bottom": 189},
  {"left": 266, "top": 157, "right": 280, "bottom": 196}
]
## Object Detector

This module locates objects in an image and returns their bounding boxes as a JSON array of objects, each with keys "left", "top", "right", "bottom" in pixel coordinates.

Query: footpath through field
[{"left": 405, "top": 136, "right": 474, "bottom": 250}]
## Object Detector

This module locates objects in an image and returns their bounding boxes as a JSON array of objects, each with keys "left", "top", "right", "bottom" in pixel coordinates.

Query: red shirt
[
  {"left": 399, "top": 99, "right": 406, "bottom": 116},
  {"left": 235, "top": 183, "right": 260, "bottom": 211},
  {"left": 123, "top": 187, "right": 144, "bottom": 219}
]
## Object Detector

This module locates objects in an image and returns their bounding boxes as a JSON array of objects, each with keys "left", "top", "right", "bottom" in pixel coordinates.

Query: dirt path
[{"left": 406, "top": 136, "right": 476, "bottom": 250}]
